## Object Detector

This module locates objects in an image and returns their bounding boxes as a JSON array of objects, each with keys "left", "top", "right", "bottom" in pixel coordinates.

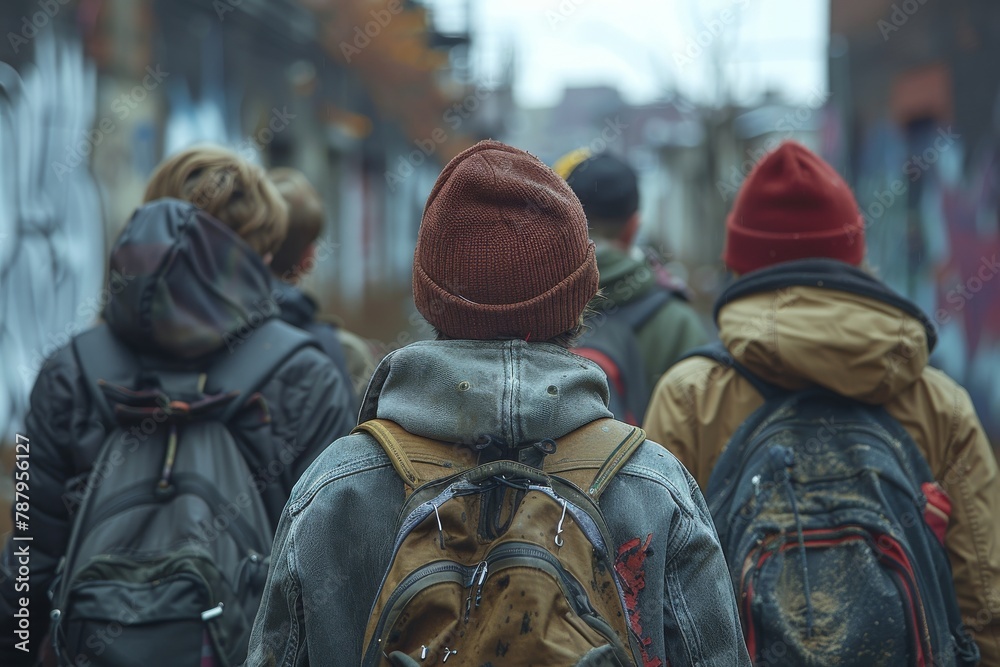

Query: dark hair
[
  {"left": 432, "top": 307, "right": 595, "bottom": 349},
  {"left": 268, "top": 167, "right": 325, "bottom": 278}
]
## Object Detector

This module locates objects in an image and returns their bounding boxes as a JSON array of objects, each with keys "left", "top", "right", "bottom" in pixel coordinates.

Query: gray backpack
[{"left": 50, "top": 320, "right": 315, "bottom": 667}]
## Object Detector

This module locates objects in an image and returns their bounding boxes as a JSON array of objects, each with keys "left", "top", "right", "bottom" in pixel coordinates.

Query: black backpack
[
  {"left": 573, "top": 289, "right": 671, "bottom": 425},
  {"left": 49, "top": 319, "right": 316, "bottom": 667},
  {"left": 686, "top": 342, "right": 979, "bottom": 667}
]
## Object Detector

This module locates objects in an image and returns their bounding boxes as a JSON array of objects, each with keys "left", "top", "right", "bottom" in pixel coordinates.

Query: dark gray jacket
[
  {"left": 0, "top": 200, "right": 356, "bottom": 665},
  {"left": 245, "top": 339, "right": 750, "bottom": 667}
]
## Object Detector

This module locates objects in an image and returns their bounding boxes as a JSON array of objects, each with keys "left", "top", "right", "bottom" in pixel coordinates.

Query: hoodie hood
[
  {"left": 595, "top": 243, "right": 690, "bottom": 309},
  {"left": 272, "top": 279, "right": 318, "bottom": 330},
  {"left": 359, "top": 339, "right": 612, "bottom": 445},
  {"left": 104, "top": 198, "right": 275, "bottom": 360},
  {"left": 715, "top": 259, "right": 938, "bottom": 404}
]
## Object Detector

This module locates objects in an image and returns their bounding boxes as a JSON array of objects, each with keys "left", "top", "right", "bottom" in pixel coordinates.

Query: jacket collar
[
  {"left": 716, "top": 259, "right": 937, "bottom": 352},
  {"left": 359, "top": 339, "right": 612, "bottom": 446}
]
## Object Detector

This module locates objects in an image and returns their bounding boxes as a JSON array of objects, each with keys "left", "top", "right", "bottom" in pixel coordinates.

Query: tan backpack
[{"left": 353, "top": 418, "right": 646, "bottom": 667}]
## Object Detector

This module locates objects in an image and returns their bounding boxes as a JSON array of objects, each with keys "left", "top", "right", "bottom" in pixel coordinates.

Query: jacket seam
[
  {"left": 949, "top": 386, "right": 993, "bottom": 612},
  {"left": 289, "top": 452, "right": 391, "bottom": 513},
  {"left": 666, "top": 555, "right": 703, "bottom": 663},
  {"left": 616, "top": 466, "right": 697, "bottom": 521},
  {"left": 661, "top": 510, "right": 695, "bottom": 569},
  {"left": 282, "top": 524, "right": 304, "bottom": 667},
  {"left": 669, "top": 364, "right": 703, "bottom": 444}
]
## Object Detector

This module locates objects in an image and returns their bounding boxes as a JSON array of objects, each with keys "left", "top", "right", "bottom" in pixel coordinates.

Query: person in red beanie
[
  {"left": 245, "top": 140, "right": 751, "bottom": 667},
  {"left": 644, "top": 141, "right": 999, "bottom": 666}
]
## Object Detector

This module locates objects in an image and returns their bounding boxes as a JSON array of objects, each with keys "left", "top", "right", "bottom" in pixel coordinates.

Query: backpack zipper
[
  {"left": 364, "top": 541, "right": 627, "bottom": 667},
  {"left": 711, "top": 419, "right": 921, "bottom": 517},
  {"left": 80, "top": 474, "right": 262, "bottom": 555},
  {"left": 362, "top": 561, "right": 473, "bottom": 667}
]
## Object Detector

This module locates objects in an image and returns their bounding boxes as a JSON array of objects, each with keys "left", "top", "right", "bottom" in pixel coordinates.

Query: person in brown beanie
[
  {"left": 245, "top": 140, "right": 751, "bottom": 667},
  {"left": 644, "top": 141, "right": 999, "bottom": 665}
]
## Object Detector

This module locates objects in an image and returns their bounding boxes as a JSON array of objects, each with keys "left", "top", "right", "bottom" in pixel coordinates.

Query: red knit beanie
[
  {"left": 723, "top": 141, "right": 865, "bottom": 274},
  {"left": 413, "top": 140, "right": 599, "bottom": 341}
]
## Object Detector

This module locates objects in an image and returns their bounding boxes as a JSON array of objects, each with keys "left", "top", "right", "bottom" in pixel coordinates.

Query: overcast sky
[{"left": 429, "top": 0, "right": 829, "bottom": 107}]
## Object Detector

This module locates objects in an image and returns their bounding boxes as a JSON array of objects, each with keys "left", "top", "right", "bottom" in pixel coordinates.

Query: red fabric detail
[
  {"left": 723, "top": 142, "right": 865, "bottom": 274},
  {"left": 922, "top": 482, "right": 952, "bottom": 545},
  {"left": 746, "top": 528, "right": 934, "bottom": 667},
  {"left": 201, "top": 629, "right": 217, "bottom": 667},
  {"left": 574, "top": 348, "right": 625, "bottom": 396},
  {"left": 572, "top": 348, "right": 638, "bottom": 424},
  {"left": 875, "top": 534, "right": 932, "bottom": 667},
  {"left": 615, "top": 534, "right": 663, "bottom": 667}
]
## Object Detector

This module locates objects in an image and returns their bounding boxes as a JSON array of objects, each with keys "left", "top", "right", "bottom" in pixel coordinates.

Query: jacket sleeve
[
  {"left": 939, "top": 386, "right": 1000, "bottom": 665},
  {"left": 244, "top": 505, "right": 309, "bottom": 667},
  {"left": 637, "top": 299, "right": 709, "bottom": 393},
  {"left": 0, "top": 349, "right": 90, "bottom": 665},
  {"left": 661, "top": 466, "right": 752, "bottom": 667},
  {"left": 643, "top": 358, "right": 764, "bottom": 490},
  {"left": 643, "top": 360, "right": 708, "bottom": 485},
  {"left": 264, "top": 347, "right": 357, "bottom": 505}
]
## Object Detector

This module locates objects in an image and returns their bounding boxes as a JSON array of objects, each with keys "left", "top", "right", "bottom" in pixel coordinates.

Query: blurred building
[
  {"left": 0, "top": 0, "right": 512, "bottom": 531},
  {"left": 829, "top": 0, "right": 1000, "bottom": 443},
  {"left": 506, "top": 85, "right": 822, "bottom": 292}
]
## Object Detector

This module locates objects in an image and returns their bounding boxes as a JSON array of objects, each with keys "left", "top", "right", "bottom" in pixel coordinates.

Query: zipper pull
[
  {"left": 464, "top": 561, "right": 488, "bottom": 622},
  {"left": 474, "top": 561, "right": 488, "bottom": 608},
  {"left": 201, "top": 603, "right": 224, "bottom": 621}
]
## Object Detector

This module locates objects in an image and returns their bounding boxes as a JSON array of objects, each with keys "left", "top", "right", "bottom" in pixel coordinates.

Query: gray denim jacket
[{"left": 244, "top": 339, "right": 750, "bottom": 666}]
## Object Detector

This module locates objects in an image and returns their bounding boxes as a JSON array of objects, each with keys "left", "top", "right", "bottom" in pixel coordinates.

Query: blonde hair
[
  {"left": 268, "top": 167, "right": 325, "bottom": 278},
  {"left": 143, "top": 145, "right": 289, "bottom": 256}
]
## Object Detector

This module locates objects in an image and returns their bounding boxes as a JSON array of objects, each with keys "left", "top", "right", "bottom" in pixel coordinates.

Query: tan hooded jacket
[{"left": 644, "top": 283, "right": 1000, "bottom": 665}]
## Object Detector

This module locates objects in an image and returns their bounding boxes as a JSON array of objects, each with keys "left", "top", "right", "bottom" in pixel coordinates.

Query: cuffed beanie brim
[
  {"left": 413, "top": 140, "right": 599, "bottom": 341},
  {"left": 723, "top": 142, "right": 865, "bottom": 274}
]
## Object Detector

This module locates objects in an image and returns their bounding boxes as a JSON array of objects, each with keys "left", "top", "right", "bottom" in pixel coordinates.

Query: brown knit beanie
[{"left": 413, "top": 140, "right": 599, "bottom": 341}]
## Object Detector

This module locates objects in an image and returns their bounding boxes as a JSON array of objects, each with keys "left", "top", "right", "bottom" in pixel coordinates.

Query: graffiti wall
[{"left": 853, "top": 117, "right": 1000, "bottom": 444}]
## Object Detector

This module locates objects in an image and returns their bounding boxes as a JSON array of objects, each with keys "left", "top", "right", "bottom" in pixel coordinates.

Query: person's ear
[
  {"left": 297, "top": 244, "right": 317, "bottom": 280},
  {"left": 619, "top": 212, "right": 640, "bottom": 248},
  {"left": 262, "top": 252, "right": 274, "bottom": 266}
]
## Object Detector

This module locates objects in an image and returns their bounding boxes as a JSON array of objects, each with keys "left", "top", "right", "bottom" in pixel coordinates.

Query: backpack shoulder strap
[
  {"left": 614, "top": 288, "right": 673, "bottom": 332},
  {"left": 678, "top": 340, "right": 784, "bottom": 400},
  {"left": 351, "top": 419, "right": 479, "bottom": 493},
  {"left": 543, "top": 419, "right": 645, "bottom": 500},
  {"left": 353, "top": 418, "right": 644, "bottom": 500},
  {"left": 71, "top": 324, "right": 140, "bottom": 424},
  {"left": 209, "top": 319, "right": 319, "bottom": 422},
  {"left": 306, "top": 321, "right": 352, "bottom": 386}
]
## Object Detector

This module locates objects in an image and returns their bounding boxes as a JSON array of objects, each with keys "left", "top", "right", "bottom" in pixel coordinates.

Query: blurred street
[{"left": 1, "top": 0, "right": 999, "bottom": 536}]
